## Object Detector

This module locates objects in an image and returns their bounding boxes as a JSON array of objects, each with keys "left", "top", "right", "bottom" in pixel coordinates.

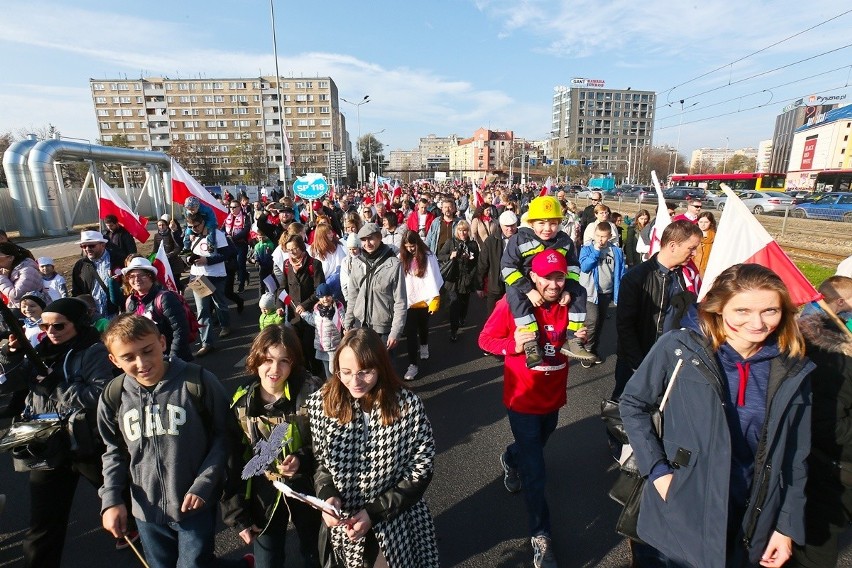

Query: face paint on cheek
[{"left": 724, "top": 319, "right": 739, "bottom": 333}]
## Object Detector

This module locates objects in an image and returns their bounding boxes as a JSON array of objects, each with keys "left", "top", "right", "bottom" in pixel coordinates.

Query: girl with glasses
[{"left": 307, "top": 328, "right": 439, "bottom": 568}]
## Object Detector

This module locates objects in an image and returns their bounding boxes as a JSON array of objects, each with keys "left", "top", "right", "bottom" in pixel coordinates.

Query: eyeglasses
[
  {"left": 229, "top": 205, "right": 240, "bottom": 209},
  {"left": 591, "top": 198, "right": 601, "bottom": 202},
  {"left": 39, "top": 322, "right": 67, "bottom": 332},
  {"left": 337, "top": 369, "right": 376, "bottom": 381},
  {"left": 689, "top": 204, "right": 702, "bottom": 209},
  {"left": 126, "top": 271, "right": 151, "bottom": 279}
]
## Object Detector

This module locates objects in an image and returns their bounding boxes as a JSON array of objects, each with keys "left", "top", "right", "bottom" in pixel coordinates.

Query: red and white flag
[
  {"left": 647, "top": 171, "right": 671, "bottom": 256},
  {"left": 170, "top": 158, "right": 228, "bottom": 224},
  {"left": 698, "top": 185, "right": 822, "bottom": 305},
  {"left": 98, "top": 178, "right": 150, "bottom": 243},
  {"left": 474, "top": 176, "right": 486, "bottom": 208},
  {"left": 152, "top": 241, "right": 179, "bottom": 293},
  {"left": 539, "top": 177, "right": 553, "bottom": 197},
  {"left": 278, "top": 288, "right": 293, "bottom": 306},
  {"left": 391, "top": 181, "right": 402, "bottom": 201}
]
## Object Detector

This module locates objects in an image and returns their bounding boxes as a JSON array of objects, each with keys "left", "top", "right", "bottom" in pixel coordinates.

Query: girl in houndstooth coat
[{"left": 307, "top": 328, "right": 439, "bottom": 568}]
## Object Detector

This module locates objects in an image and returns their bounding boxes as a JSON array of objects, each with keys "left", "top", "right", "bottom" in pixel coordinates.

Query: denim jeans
[
  {"left": 583, "top": 292, "right": 612, "bottom": 355},
  {"left": 192, "top": 275, "right": 230, "bottom": 346},
  {"left": 505, "top": 408, "right": 559, "bottom": 537},
  {"left": 234, "top": 242, "right": 249, "bottom": 286},
  {"left": 135, "top": 508, "right": 216, "bottom": 568}
]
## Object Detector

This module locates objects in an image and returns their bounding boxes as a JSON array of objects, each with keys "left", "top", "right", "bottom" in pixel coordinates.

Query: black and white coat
[{"left": 306, "top": 388, "right": 439, "bottom": 568}]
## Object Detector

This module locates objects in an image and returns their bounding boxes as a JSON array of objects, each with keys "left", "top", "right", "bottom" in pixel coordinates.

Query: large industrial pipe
[
  {"left": 2, "top": 135, "right": 44, "bottom": 237},
  {"left": 27, "top": 139, "right": 171, "bottom": 236}
]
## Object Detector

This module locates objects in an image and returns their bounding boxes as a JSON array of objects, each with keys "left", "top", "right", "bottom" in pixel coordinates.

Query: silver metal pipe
[
  {"left": 2, "top": 135, "right": 44, "bottom": 236},
  {"left": 27, "top": 138, "right": 170, "bottom": 236}
]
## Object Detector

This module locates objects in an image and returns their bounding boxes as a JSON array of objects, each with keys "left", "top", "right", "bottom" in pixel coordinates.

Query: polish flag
[
  {"left": 698, "top": 185, "right": 821, "bottom": 305},
  {"left": 391, "top": 181, "right": 402, "bottom": 202},
  {"left": 473, "top": 176, "right": 486, "bottom": 208},
  {"left": 170, "top": 159, "right": 228, "bottom": 224},
  {"left": 278, "top": 288, "right": 293, "bottom": 306},
  {"left": 374, "top": 180, "right": 387, "bottom": 207},
  {"left": 152, "top": 241, "right": 179, "bottom": 293},
  {"left": 539, "top": 176, "right": 554, "bottom": 197},
  {"left": 98, "top": 178, "right": 150, "bottom": 243},
  {"left": 647, "top": 171, "right": 671, "bottom": 256}
]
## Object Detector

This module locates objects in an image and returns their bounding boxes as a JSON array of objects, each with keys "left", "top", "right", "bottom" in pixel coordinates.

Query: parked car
[
  {"left": 566, "top": 184, "right": 585, "bottom": 196},
  {"left": 618, "top": 185, "right": 651, "bottom": 203},
  {"left": 640, "top": 187, "right": 713, "bottom": 208},
  {"left": 792, "top": 192, "right": 852, "bottom": 222},
  {"left": 715, "top": 190, "right": 794, "bottom": 214}
]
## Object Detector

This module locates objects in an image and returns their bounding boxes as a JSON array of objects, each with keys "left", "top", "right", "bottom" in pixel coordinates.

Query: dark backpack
[
  {"left": 153, "top": 291, "right": 201, "bottom": 345},
  {"left": 101, "top": 364, "right": 244, "bottom": 498}
]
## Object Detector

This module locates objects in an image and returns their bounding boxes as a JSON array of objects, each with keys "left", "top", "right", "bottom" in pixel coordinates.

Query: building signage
[
  {"left": 781, "top": 98, "right": 804, "bottom": 113},
  {"left": 800, "top": 137, "right": 817, "bottom": 170},
  {"left": 571, "top": 77, "right": 606, "bottom": 89},
  {"left": 808, "top": 94, "right": 847, "bottom": 104}
]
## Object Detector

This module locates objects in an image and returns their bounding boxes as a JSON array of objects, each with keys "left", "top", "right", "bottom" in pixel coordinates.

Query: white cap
[
  {"left": 121, "top": 256, "right": 158, "bottom": 276},
  {"left": 499, "top": 210, "right": 518, "bottom": 226},
  {"left": 160, "top": 214, "right": 172, "bottom": 222},
  {"left": 79, "top": 230, "right": 107, "bottom": 245},
  {"left": 346, "top": 232, "right": 360, "bottom": 249},
  {"left": 37, "top": 256, "right": 54, "bottom": 266}
]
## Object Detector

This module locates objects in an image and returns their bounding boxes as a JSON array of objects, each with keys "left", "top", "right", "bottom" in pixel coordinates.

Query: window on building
[{"left": 93, "top": 83, "right": 105, "bottom": 91}]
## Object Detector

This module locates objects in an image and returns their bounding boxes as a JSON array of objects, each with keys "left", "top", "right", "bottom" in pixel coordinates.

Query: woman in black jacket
[
  {"left": 222, "top": 325, "right": 322, "bottom": 568},
  {"left": 280, "top": 235, "right": 326, "bottom": 376},
  {"left": 437, "top": 220, "right": 480, "bottom": 342},
  {"left": 623, "top": 209, "right": 650, "bottom": 267}
]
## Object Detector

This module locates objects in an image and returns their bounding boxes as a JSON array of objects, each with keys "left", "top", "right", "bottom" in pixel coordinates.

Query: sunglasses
[
  {"left": 80, "top": 243, "right": 99, "bottom": 249},
  {"left": 39, "top": 322, "right": 67, "bottom": 332}
]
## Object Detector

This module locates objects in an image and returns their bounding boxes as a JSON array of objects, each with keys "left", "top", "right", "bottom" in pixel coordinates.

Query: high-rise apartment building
[
  {"left": 89, "top": 76, "right": 349, "bottom": 185},
  {"left": 418, "top": 134, "right": 460, "bottom": 171},
  {"left": 551, "top": 80, "right": 655, "bottom": 179},
  {"left": 449, "top": 128, "right": 514, "bottom": 181}
]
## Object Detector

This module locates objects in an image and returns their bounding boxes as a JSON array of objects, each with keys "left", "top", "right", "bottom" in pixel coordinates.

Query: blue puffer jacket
[{"left": 620, "top": 328, "right": 813, "bottom": 567}]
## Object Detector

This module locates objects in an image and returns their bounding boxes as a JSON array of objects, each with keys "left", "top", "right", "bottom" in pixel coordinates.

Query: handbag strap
[{"left": 658, "top": 358, "right": 683, "bottom": 413}]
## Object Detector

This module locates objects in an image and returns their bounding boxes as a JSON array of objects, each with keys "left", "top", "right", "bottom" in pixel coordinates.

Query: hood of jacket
[{"left": 798, "top": 312, "right": 852, "bottom": 357}]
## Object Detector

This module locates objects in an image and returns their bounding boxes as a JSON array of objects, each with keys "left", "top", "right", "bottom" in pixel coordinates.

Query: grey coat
[
  {"left": 343, "top": 245, "right": 407, "bottom": 341},
  {"left": 620, "top": 329, "right": 813, "bottom": 567}
]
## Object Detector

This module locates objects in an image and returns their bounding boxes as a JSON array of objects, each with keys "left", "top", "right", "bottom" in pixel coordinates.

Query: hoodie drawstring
[{"left": 736, "top": 361, "right": 751, "bottom": 407}]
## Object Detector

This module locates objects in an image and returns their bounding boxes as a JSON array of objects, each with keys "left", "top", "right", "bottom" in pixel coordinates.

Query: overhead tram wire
[
  {"left": 653, "top": 64, "right": 852, "bottom": 125},
  {"left": 653, "top": 84, "right": 852, "bottom": 132},
  {"left": 658, "top": 8, "right": 852, "bottom": 102}
]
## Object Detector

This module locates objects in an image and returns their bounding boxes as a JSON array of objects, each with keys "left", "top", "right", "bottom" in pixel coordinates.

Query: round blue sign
[{"left": 293, "top": 174, "right": 329, "bottom": 200}]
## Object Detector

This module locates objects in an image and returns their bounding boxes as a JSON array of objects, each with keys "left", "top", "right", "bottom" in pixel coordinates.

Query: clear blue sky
[{"left": 1, "top": 0, "right": 850, "bottom": 160}]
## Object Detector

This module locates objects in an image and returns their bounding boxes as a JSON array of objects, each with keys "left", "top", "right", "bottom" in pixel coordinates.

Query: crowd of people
[{"left": 0, "top": 180, "right": 851, "bottom": 568}]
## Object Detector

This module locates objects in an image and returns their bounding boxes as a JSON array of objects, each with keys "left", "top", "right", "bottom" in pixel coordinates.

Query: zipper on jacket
[{"left": 743, "top": 463, "right": 771, "bottom": 549}]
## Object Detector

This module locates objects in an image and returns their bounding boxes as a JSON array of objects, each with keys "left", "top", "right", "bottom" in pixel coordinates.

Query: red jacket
[
  {"left": 406, "top": 210, "right": 436, "bottom": 234},
  {"left": 479, "top": 297, "right": 569, "bottom": 414}
]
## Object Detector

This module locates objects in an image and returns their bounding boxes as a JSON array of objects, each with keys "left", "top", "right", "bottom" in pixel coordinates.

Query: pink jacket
[{"left": 0, "top": 258, "right": 44, "bottom": 307}]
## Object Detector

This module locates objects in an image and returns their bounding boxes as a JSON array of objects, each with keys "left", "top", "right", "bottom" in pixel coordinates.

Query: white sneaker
[
  {"left": 404, "top": 364, "right": 419, "bottom": 381},
  {"left": 419, "top": 345, "right": 430, "bottom": 360}
]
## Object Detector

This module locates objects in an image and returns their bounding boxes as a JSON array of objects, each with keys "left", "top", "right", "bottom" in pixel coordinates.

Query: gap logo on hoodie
[{"left": 123, "top": 404, "right": 187, "bottom": 441}]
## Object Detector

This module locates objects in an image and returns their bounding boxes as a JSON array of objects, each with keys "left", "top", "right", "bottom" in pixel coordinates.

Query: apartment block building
[
  {"left": 449, "top": 127, "right": 514, "bottom": 181},
  {"left": 387, "top": 149, "right": 422, "bottom": 181},
  {"left": 89, "top": 76, "right": 349, "bottom": 185},
  {"left": 550, "top": 80, "right": 655, "bottom": 177},
  {"left": 689, "top": 147, "right": 758, "bottom": 173}
]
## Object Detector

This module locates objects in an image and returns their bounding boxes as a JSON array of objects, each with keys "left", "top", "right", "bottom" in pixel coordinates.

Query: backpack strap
[
  {"left": 182, "top": 363, "right": 209, "bottom": 433},
  {"left": 102, "top": 373, "right": 127, "bottom": 415}
]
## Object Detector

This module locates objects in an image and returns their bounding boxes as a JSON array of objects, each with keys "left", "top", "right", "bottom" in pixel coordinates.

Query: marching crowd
[{"left": 0, "top": 180, "right": 851, "bottom": 568}]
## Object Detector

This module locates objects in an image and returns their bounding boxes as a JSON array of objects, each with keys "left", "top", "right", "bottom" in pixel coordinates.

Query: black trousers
[
  {"left": 405, "top": 307, "right": 430, "bottom": 365},
  {"left": 24, "top": 458, "right": 103, "bottom": 568},
  {"left": 446, "top": 284, "right": 471, "bottom": 333},
  {"left": 223, "top": 267, "right": 244, "bottom": 312},
  {"left": 583, "top": 292, "right": 612, "bottom": 355},
  {"left": 485, "top": 292, "right": 503, "bottom": 316}
]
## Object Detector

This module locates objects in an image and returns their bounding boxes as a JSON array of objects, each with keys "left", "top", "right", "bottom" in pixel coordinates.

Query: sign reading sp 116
[{"left": 292, "top": 173, "right": 329, "bottom": 199}]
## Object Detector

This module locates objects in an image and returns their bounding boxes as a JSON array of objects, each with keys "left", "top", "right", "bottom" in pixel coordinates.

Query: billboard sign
[
  {"left": 800, "top": 137, "right": 817, "bottom": 170},
  {"left": 571, "top": 77, "right": 606, "bottom": 89}
]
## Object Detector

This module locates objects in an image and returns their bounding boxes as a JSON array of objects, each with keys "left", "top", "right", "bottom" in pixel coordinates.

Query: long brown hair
[
  {"left": 322, "top": 328, "right": 403, "bottom": 425},
  {"left": 400, "top": 230, "right": 429, "bottom": 278},
  {"left": 698, "top": 264, "right": 805, "bottom": 358},
  {"left": 311, "top": 224, "right": 339, "bottom": 259},
  {"left": 245, "top": 324, "right": 306, "bottom": 376},
  {"left": 634, "top": 209, "right": 651, "bottom": 229}
]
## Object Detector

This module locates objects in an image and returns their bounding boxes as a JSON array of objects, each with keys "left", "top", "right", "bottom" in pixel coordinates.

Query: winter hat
[
  {"left": 160, "top": 214, "right": 172, "bottom": 222},
  {"left": 499, "top": 211, "right": 518, "bottom": 226},
  {"left": 43, "top": 298, "right": 90, "bottom": 329},
  {"left": 346, "top": 233, "right": 360, "bottom": 249},
  {"left": 184, "top": 196, "right": 200, "bottom": 210},
  {"left": 315, "top": 283, "right": 332, "bottom": 298},
  {"left": 357, "top": 222, "right": 381, "bottom": 239},
  {"left": 20, "top": 290, "right": 51, "bottom": 310},
  {"left": 259, "top": 292, "right": 278, "bottom": 311},
  {"left": 37, "top": 256, "right": 54, "bottom": 267}
]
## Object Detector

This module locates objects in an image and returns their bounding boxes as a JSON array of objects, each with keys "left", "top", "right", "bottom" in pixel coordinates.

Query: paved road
[{"left": 0, "top": 286, "right": 849, "bottom": 567}]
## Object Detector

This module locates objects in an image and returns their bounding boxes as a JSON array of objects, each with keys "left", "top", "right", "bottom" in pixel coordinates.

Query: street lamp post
[
  {"left": 722, "top": 137, "right": 729, "bottom": 174},
  {"left": 365, "top": 128, "right": 385, "bottom": 179},
  {"left": 341, "top": 95, "right": 370, "bottom": 187}
]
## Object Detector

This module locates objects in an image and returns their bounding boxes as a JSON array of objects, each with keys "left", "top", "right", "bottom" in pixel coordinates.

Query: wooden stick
[
  {"left": 124, "top": 534, "right": 151, "bottom": 568},
  {"left": 817, "top": 298, "right": 852, "bottom": 340}
]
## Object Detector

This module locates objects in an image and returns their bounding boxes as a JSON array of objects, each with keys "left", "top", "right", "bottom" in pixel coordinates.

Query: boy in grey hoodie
[{"left": 97, "top": 314, "right": 231, "bottom": 568}]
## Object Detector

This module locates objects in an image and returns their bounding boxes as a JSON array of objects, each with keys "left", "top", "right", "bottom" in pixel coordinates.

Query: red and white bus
[{"left": 670, "top": 173, "right": 786, "bottom": 192}]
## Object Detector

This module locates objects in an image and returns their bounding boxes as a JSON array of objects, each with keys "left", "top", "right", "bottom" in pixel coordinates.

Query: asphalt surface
[{"left": 0, "top": 283, "right": 849, "bottom": 567}]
